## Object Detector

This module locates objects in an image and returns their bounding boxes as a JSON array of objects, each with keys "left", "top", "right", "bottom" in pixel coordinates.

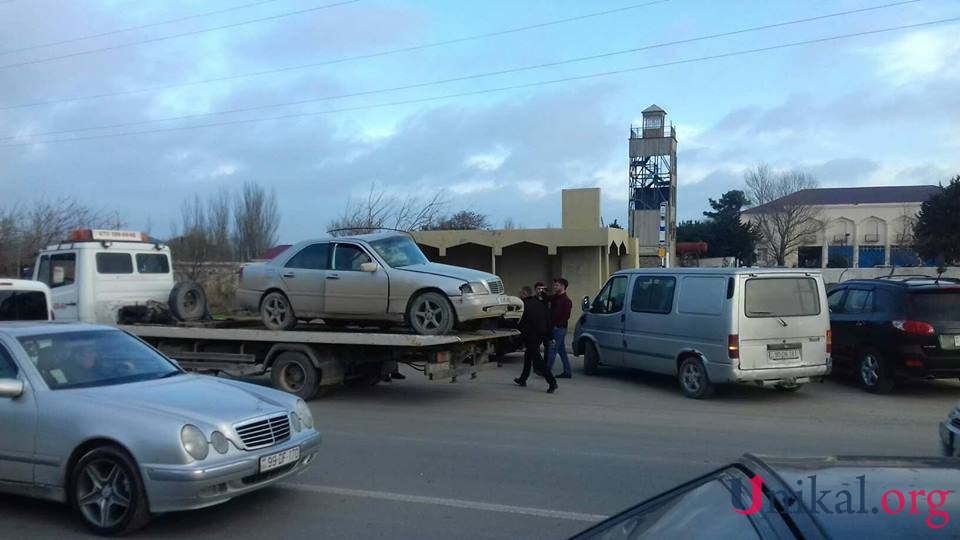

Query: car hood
[
  {"left": 71, "top": 374, "right": 291, "bottom": 426},
  {"left": 396, "top": 262, "right": 499, "bottom": 283}
]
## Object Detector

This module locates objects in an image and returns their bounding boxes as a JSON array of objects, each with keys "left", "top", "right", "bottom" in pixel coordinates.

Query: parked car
[
  {"left": 237, "top": 231, "right": 512, "bottom": 335},
  {"left": 0, "top": 279, "right": 53, "bottom": 321},
  {"left": 0, "top": 323, "right": 321, "bottom": 535},
  {"left": 572, "top": 454, "right": 960, "bottom": 539},
  {"left": 827, "top": 276, "right": 960, "bottom": 393},
  {"left": 572, "top": 268, "right": 831, "bottom": 398}
]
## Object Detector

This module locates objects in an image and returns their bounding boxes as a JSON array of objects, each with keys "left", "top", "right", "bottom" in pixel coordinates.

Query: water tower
[{"left": 628, "top": 104, "right": 677, "bottom": 267}]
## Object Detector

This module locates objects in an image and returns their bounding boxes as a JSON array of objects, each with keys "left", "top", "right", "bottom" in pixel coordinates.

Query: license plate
[
  {"left": 768, "top": 349, "right": 801, "bottom": 361},
  {"left": 259, "top": 446, "right": 300, "bottom": 472}
]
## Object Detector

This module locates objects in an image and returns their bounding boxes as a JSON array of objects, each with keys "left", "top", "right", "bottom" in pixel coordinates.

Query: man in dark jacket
[
  {"left": 546, "top": 278, "right": 573, "bottom": 378},
  {"left": 514, "top": 286, "right": 557, "bottom": 393}
]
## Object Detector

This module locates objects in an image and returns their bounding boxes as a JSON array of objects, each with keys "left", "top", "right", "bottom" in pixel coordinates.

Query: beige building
[
  {"left": 742, "top": 185, "right": 942, "bottom": 268},
  {"left": 413, "top": 188, "right": 637, "bottom": 310}
]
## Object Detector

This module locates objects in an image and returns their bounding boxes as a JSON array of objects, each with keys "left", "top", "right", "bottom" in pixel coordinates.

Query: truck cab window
[
  {"left": 96, "top": 252, "right": 133, "bottom": 274},
  {"left": 38, "top": 253, "right": 76, "bottom": 288}
]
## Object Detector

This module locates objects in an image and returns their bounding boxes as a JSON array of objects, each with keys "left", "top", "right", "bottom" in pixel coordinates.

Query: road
[{"left": 2, "top": 353, "right": 957, "bottom": 539}]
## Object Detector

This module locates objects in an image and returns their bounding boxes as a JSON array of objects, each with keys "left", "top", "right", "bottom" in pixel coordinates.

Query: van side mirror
[
  {"left": 0, "top": 379, "right": 24, "bottom": 398},
  {"left": 582, "top": 296, "right": 590, "bottom": 312},
  {"left": 360, "top": 262, "right": 379, "bottom": 273}
]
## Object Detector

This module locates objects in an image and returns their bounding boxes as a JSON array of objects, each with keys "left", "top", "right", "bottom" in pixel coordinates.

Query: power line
[
  {"left": 3, "top": 15, "right": 957, "bottom": 149},
  {"left": 0, "top": 1, "right": 922, "bottom": 140},
  {"left": 0, "top": 0, "right": 360, "bottom": 71},
  {"left": 1, "top": 0, "right": 673, "bottom": 111},
  {"left": 0, "top": 0, "right": 285, "bottom": 56}
]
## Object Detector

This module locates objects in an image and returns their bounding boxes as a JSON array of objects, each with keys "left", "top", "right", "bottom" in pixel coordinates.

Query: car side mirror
[
  {"left": 0, "top": 379, "right": 24, "bottom": 398},
  {"left": 360, "top": 262, "right": 379, "bottom": 273},
  {"left": 582, "top": 296, "right": 590, "bottom": 312}
]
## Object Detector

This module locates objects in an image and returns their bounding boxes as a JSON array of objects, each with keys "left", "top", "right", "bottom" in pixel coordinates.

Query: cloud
[{"left": 861, "top": 28, "right": 960, "bottom": 85}]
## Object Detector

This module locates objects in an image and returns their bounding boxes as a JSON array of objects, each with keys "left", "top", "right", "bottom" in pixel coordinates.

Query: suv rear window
[
  {"left": 909, "top": 291, "right": 960, "bottom": 320},
  {"left": 0, "top": 291, "right": 49, "bottom": 321},
  {"left": 745, "top": 277, "right": 821, "bottom": 318}
]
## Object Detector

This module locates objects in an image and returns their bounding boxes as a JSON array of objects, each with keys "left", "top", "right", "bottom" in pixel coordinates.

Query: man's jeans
[{"left": 547, "top": 327, "right": 571, "bottom": 375}]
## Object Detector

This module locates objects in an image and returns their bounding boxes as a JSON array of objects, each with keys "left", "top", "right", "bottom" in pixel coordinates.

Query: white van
[
  {"left": 0, "top": 279, "right": 53, "bottom": 321},
  {"left": 572, "top": 268, "right": 832, "bottom": 398}
]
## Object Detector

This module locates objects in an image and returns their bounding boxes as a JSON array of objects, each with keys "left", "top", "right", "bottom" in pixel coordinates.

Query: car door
[
  {"left": 281, "top": 243, "right": 330, "bottom": 317},
  {"left": 325, "top": 243, "right": 389, "bottom": 316},
  {"left": 36, "top": 252, "right": 79, "bottom": 321},
  {"left": 840, "top": 288, "right": 874, "bottom": 359},
  {"left": 622, "top": 275, "right": 677, "bottom": 374},
  {"left": 827, "top": 287, "right": 850, "bottom": 362},
  {"left": 0, "top": 341, "right": 38, "bottom": 484},
  {"left": 582, "top": 276, "right": 629, "bottom": 367}
]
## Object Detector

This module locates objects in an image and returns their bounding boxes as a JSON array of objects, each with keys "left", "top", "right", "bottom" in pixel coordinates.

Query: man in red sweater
[{"left": 546, "top": 278, "right": 573, "bottom": 378}]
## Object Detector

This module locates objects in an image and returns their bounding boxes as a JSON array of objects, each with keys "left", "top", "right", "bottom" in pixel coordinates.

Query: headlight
[
  {"left": 290, "top": 412, "right": 302, "bottom": 433},
  {"left": 460, "top": 281, "right": 489, "bottom": 295},
  {"left": 181, "top": 424, "right": 209, "bottom": 460},
  {"left": 295, "top": 399, "right": 314, "bottom": 430},
  {"left": 210, "top": 431, "right": 230, "bottom": 454}
]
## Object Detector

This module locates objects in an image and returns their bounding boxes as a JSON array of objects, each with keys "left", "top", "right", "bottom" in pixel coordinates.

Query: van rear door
[{"left": 737, "top": 274, "right": 829, "bottom": 371}]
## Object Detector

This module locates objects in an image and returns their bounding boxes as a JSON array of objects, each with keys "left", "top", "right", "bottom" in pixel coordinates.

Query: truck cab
[{"left": 32, "top": 229, "right": 180, "bottom": 324}]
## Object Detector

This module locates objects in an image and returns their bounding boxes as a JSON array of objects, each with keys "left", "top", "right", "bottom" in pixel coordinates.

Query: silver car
[
  {"left": 238, "top": 232, "right": 512, "bottom": 335},
  {"left": 0, "top": 323, "right": 321, "bottom": 535}
]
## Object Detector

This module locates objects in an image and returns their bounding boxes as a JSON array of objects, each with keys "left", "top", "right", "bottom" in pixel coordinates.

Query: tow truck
[{"left": 30, "top": 229, "right": 517, "bottom": 399}]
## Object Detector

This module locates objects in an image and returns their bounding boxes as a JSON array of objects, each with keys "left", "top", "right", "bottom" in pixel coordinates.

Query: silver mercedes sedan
[{"left": 0, "top": 322, "right": 322, "bottom": 535}]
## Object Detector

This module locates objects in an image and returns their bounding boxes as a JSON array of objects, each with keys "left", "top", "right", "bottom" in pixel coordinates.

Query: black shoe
[
  {"left": 383, "top": 375, "right": 392, "bottom": 382},
  {"left": 557, "top": 373, "right": 572, "bottom": 379},
  {"left": 391, "top": 372, "right": 406, "bottom": 380},
  {"left": 514, "top": 378, "right": 527, "bottom": 387},
  {"left": 547, "top": 385, "right": 557, "bottom": 394}
]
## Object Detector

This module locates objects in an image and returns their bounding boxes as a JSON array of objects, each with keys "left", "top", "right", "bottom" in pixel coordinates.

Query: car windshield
[
  {"left": 369, "top": 236, "right": 429, "bottom": 268},
  {"left": 18, "top": 330, "right": 181, "bottom": 390},
  {"left": 910, "top": 290, "right": 960, "bottom": 320}
]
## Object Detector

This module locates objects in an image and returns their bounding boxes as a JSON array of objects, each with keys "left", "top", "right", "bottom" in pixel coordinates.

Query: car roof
[
  {"left": 613, "top": 267, "right": 822, "bottom": 276},
  {"left": 839, "top": 277, "right": 960, "bottom": 290},
  {"left": 0, "top": 322, "right": 117, "bottom": 338},
  {"left": 747, "top": 455, "right": 960, "bottom": 538},
  {"left": 292, "top": 231, "right": 409, "bottom": 247},
  {"left": 0, "top": 279, "right": 51, "bottom": 292}
]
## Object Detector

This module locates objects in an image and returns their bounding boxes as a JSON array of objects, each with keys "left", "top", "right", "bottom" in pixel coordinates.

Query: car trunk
[
  {"left": 908, "top": 289, "right": 960, "bottom": 357},
  {"left": 737, "top": 275, "right": 829, "bottom": 371}
]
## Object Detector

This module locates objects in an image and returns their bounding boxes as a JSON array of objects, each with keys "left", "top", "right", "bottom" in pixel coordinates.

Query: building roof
[
  {"left": 642, "top": 104, "right": 665, "bottom": 114},
  {"left": 742, "top": 185, "right": 942, "bottom": 214}
]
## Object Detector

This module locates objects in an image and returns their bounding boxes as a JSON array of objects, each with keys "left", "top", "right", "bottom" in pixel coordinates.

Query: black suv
[{"left": 828, "top": 276, "right": 960, "bottom": 393}]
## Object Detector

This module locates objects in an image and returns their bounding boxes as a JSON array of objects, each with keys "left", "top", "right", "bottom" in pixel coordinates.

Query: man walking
[
  {"left": 514, "top": 286, "right": 557, "bottom": 393},
  {"left": 547, "top": 278, "right": 573, "bottom": 379}
]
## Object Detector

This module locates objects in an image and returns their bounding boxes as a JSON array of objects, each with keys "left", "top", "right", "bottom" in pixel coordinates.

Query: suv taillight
[
  {"left": 892, "top": 320, "right": 935, "bottom": 336},
  {"left": 727, "top": 334, "right": 740, "bottom": 359},
  {"left": 826, "top": 329, "right": 832, "bottom": 354}
]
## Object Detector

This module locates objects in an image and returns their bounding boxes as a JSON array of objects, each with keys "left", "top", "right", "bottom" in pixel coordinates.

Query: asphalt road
[{"left": 3, "top": 353, "right": 958, "bottom": 539}]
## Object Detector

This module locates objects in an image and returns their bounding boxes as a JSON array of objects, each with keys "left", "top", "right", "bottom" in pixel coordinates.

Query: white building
[{"left": 742, "top": 185, "right": 942, "bottom": 268}]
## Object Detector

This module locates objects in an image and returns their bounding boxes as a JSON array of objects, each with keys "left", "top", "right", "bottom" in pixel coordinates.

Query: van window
[
  {"left": 745, "top": 277, "right": 821, "bottom": 318},
  {"left": 678, "top": 276, "right": 726, "bottom": 316},
  {"left": 0, "top": 291, "right": 49, "bottom": 321},
  {"left": 136, "top": 253, "right": 170, "bottom": 274},
  {"left": 38, "top": 253, "right": 76, "bottom": 288},
  {"left": 592, "top": 276, "right": 628, "bottom": 314},
  {"left": 631, "top": 276, "right": 676, "bottom": 314},
  {"left": 96, "top": 253, "right": 133, "bottom": 274}
]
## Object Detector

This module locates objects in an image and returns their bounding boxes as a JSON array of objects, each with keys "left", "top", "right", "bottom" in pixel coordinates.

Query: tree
[
  {"left": 745, "top": 165, "right": 821, "bottom": 266},
  {"left": 676, "top": 220, "right": 713, "bottom": 244},
  {"left": 426, "top": 210, "right": 490, "bottom": 230},
  {"left": 702, "top": 190, "right": 759, "bottom": 264},
  {"left": 327, "top": 184, "right": 448, "bottom": 236},
  {"left": 233, "top": 182, "right": 280, "bottom": 261},
  {"left": 913, "top": 175, "right": 960, "bottom": 265}
]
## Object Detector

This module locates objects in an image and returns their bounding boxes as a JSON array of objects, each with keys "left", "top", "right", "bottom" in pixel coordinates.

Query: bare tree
[
  {"left": 207, "top": 187, "right": 233, "bottom": 261},
  {"left": 503, "top": 217, "right": 520, "bottom": 230},
  {"left": 745, "top": 165, "right": 821, "bottom": 266},
  {"left": 168, "top": 195, "right": 211, "bottom": 280},
  {"left": 327, "top": 184, "right": 448, "bottom": 236},
  {"left": 233, "top": 182, "right": 280, "bottom": 261},
  {"left": 427, "top": 210, "right": 490, "bottom": 230}
]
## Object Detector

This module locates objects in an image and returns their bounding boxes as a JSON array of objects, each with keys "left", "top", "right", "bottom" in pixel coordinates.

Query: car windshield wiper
[{"left": 156, "top": 371, "right": 183, "bottom": 379}]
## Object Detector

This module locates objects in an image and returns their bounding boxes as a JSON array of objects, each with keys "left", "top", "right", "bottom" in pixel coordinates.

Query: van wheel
[
  {"left": 859, "top": 348, "right": 895, "bottom": 393},
  {"left": 261, "top": 292, "right": 297, "bottom": 331},
  {"left": 678, "top": 357, "right": 714, "bottom": 399},
  {"left": 583, "top": 342, "right": 600, "bottom": 375},
  {"left": 70, "top": 446, "right": 151, "bottom": 536},
  {"left": 407, "top": 292, "right": 455, "bottom": 335},
  {"left": 271, "top": 351, "right": 319, "bottom": 399}
]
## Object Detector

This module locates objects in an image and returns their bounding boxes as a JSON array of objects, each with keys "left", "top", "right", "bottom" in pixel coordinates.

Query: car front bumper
[
  {"left": 143, "top": 431, "right": 321, "bottom": 513},
  {"left": 453, "top": 294, "right": 511, "bottom": 322},
  {"left": 707, "top": 362, "right": 831, "bottom": 386},
  {"left": 940, "top": 418, "right": 960, "bottom": 457}
]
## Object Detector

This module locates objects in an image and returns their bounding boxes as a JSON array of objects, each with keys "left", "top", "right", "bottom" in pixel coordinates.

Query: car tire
[
  {"left": 583, "top": 341, "right": 600, "bottom": 375},
  {"left": 70, "top": 445, "right": 151, "bottom": 536},
  {"left": 271, "top": 351, "right": 319, "bottom": 399},
  {"left": 169, "top": 281, "right": 208, "bottom": 322},
  {"left": 261, "top": 291, "right": 297, "bottom": 331},
  {"left": 678, "top": 356, "right": 714, "bottom": 399},
  {"left": 407, "top": 292, "right": 455, "bottom": 335},
  {"left": 858, "top": 348, "right": 895, "bottom": 394},
  {"left": 775, "top": 383, "right": 805, "bottom": 393}
]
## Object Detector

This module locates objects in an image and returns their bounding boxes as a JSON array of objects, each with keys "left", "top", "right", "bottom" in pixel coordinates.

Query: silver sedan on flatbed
[{"left": 0, "top": 322, "right": 321, "bottom": 535}]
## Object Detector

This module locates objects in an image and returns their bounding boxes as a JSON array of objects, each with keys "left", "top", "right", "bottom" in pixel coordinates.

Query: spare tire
[{"left": 169, "top": 281, "right": 208, "bottom": 321}]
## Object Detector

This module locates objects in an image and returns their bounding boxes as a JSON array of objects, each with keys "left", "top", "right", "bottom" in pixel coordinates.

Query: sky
[{"left": 1, "top": 0, "right": 958, "bottom": 242}]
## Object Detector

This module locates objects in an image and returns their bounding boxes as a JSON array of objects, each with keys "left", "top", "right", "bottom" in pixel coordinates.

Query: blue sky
[{"left": 1, "top": 0, "right": 958, "bottom": 241}]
